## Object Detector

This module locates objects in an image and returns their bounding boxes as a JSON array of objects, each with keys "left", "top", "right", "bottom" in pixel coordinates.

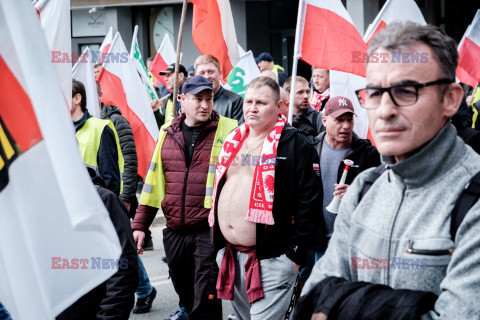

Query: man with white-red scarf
[
  {"left": 310, "top": 67, "right": 330, "bottom": 112},
  {"left": 209, "top": 76, "right": 322, "bottom": 319}
]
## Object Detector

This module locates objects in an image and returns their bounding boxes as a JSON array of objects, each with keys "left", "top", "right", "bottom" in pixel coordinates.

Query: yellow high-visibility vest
[
  {"left": 76, "top": 117, "right": 124, "bottom": 193},
  {"left": 471, "top": 86, "right": 480, "bottom": 129},
  {"left": 139, "top": 116, "right": 238, "bottom": 209},
  {"left": 272, "top": 65, "right": 285, "bottom": 83},
  {"left": 165, "top": 99, "right": 176, "bottom": 124}
]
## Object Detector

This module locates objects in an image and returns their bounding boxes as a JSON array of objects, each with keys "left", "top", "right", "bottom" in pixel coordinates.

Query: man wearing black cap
[
  {"left": 132, "top": 76, "right": 238, "bottom": 320},
  {"left": 255, "top": 52, "right": 288, "bottom": 87},
  {"left": 151, "top": 63, "right": 188, "bottom": 127}
]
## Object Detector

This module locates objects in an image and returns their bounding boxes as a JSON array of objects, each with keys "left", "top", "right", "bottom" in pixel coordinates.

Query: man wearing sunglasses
[{"left": 298, "top": 22, "right": 480, "bottom": 320}]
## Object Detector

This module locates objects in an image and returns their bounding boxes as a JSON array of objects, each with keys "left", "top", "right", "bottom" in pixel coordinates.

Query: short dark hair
[
  {"left": 283, "top": 76, "right": 309, "bottom": 93},
  {"left": 93, "top": 63, "right": 102, "bottom": 69},
  {"left": 247, "top": 76, "right": 280, "bottom": 103},
  {"left": 72, "top": 79, "right": 87, "bottom": 112}
]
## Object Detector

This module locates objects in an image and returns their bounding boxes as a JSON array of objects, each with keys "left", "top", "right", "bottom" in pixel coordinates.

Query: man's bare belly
[{"left": 217, "top": 146, "right": 261, "bottom": 246}]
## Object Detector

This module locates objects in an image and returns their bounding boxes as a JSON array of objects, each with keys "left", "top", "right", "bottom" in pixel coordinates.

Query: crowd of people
[{"left": 2, "top": 21, "right": 480, "bottom": 320}]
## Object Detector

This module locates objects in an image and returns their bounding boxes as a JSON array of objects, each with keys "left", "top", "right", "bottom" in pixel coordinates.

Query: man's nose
[{"left": 376, "top": 91, "right": 398, "bottom": 120}]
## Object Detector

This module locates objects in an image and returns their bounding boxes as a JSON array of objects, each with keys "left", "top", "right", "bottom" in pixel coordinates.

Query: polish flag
[
  {"left": 98, "top": 26, "right": 114, "bottom": 64},
  {"left": 72, "top": 47, "right": 101, "bottom": 117},
  {"left": 33, "top": 0, "right": 71, "bottom": 108},
  {"left": 97, "top": 33, "right": 159, "bottom": 179},
  {"left": 150, "top": 34, "right": 177, "bottom": 88},
  {"left": 190, "top": 0, "right": 240, "bottom": 80},
  {"left": 298, "top": 0, "right": 367, "bottom": 77},
  {"left": 457, "top": 10, "right": 480, "bottom": 88},
  {"left": 0, "top": 1, "right": 121, "bottom": 318},
  {"left": 364, "top": 0, "right": 426, "bottom": 44}
]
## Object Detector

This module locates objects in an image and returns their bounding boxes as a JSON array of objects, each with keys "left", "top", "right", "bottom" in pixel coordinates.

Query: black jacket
[
  {"left": 212, "top": 125, "right": 322, "bottom": 266},
  {"left": 295, "top": 106, "right": 325, "bottom": 135},
  {"left": 101, "top": 104, "right": 138, "bottom": 202},
  {"left": 214, "top": 86, "right": 244, "bottom": 124},
  {"left": 56, "top": 169, "right": 138, "bottom": 320},
  {"left": 74, "top": 110, "right": 121, "bottom": 196},
  {"left": 314, "top": 132, "right": 381, "bottom": 185},
  {"left": 293, "top": 276, "right": 437, "bottom": 320}
]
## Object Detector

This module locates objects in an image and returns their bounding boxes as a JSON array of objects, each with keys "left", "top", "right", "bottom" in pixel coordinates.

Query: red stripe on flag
[
  {"left": 457, "top": 37, "right": 480, "bottom": 87},
  {"left": 365, "top": 20, "right": 387, "bottom": 45},
  {"left": 98, "top": 69, "right": 156, "bottom": 179},
  {"left": 366, "top": 128, "right": 376, "bottom": 147},
  {"left": 0, "top": 55, "right": 42, "bottom": 152},
  {"left": 150, "top": 52, "right": 169, "bottom": 88},
  {"left": 191, "top": 0, "right": 234, "bottom": 79},
  {"left": 301, "top": 5, "right": 367, "bottom": 77}
]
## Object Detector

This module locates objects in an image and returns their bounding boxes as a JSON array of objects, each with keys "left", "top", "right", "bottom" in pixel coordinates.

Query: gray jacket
[
  {"left": 303, "top": 123, "right": 480, "bottom": 319},
  {"left": 213, "top": 86, "right": 244, "bottom": 124}
]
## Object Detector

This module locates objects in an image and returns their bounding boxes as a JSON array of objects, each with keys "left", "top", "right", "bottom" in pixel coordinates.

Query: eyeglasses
[{"left": 355, "top": 78, "right": 453, "bottom": 109}]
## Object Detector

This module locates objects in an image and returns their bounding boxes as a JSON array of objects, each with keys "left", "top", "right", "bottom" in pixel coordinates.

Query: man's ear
[
  {"left": 442, "top": 83, "right": 464, "bottom": 118},
  {"left": 322, "top": 115, "right": 328, "bottom": 127}
]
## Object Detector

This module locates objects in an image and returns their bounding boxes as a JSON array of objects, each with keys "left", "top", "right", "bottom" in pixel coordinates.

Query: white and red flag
[
  {"left": 457, "top": 10, "right": 480, "bottom": 88},
  {"left": 97, "top": 33, "right": 159, "bottom": 179},
  {"left": 190, "top": 0, "right": 240, "bottom": 80},
  {"left": 150, "top": 34, "right": 177, "bottom": 88},
  {"left": 364, "top": 0, "right": 426, "bottom": 44},
  {"left": 297, "top": 0, "right": 367, "bottom": 77},
  {"left": 0, "top": 1, "right": 122, "bottom": 318},
  {"left": 33, "top": 0, "right": 71, "bottom": 108},
  {"left": 97, "top": 26, "right": 114, "bottom": 64},
  {"left": 72, "top": 47, "right": 101, "bottom": 117}
]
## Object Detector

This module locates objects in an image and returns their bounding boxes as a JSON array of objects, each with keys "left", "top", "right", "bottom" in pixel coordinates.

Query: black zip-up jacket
[
  {"left": 212, "top": 124, "right": 322, "bottom": 266},
  {"left": 293, "top": 276, "right": 437, "bottom": 320},
  {"left": 314, "top": 132, "right": 381, "bottom": 185},
  {"left": 213, "top": 86, "right": 244, "bottom": 124}
]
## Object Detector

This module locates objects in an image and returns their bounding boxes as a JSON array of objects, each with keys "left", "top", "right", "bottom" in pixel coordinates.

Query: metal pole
[
  {"left": 172, "top": 0, "right": 189, "bottom": 115},
  {"left": 287, "top": 0, "right": 305, "bottom": 124}
]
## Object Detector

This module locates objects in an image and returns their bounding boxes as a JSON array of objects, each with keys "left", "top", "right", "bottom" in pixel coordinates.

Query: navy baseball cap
[
  {"left": 181, "top": 75, "right": 214, "bottom": 95},
  {"left": 187, "top": 64, "right": 195, "bottom": 75},
  {"left": 159, "top": 63, "right": 188, "bottom": 76},
  {"left": 255, "top": 52, "right": 273, "bottom": 63}
]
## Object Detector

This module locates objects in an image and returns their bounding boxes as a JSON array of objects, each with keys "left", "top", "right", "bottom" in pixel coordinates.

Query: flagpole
[
  {"left": 173, "top": 0, "right": 189, "bottom": 116},
  {"left": 287, "top": 0, "right": 305, "bottom": 124}
]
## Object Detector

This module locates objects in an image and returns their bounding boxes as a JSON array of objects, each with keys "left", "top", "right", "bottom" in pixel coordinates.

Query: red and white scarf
[
  {"left": 310, "top": 88, "right": 330, "bottom": 112},
  {"left": 208, "top": 115, "right": 287, "bottom": 227}
]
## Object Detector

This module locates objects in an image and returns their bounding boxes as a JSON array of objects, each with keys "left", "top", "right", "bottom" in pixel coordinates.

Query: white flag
[
  {"left": 224, "top": 51, "right": 261, "bottom": 98},
  {"left": 72, "top": 47, "right": 101, "bottom": 118},
  {"left": 33, "top": 0, "right": 71, "bottom": 109},
  {"left": 97, "top": 26, "right": 114, "bottom": 64},
  {"left": 0, "top": 1, "right": 122, "bottom": 319},
  {"left": 130, "top": 25, "right": 158, "bottom": 100},
  {"left": 364, "top": 0, "right": 426, "bottom": 43},
  {"left": 150, "top": 34, "right": 179, "bottom": 88}
]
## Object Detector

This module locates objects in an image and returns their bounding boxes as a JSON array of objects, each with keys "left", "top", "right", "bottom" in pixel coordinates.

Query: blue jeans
[
  {"left": 0, "top": 303, "right": 11, "bottom": 320},
  {"left": 136, "top": 256, "right": 153, "bottom": 298},
  {"left": 299, "top": 249, "right": 316, "bottom": 285}
]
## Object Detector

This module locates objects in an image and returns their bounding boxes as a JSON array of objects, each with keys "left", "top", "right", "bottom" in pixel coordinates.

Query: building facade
[{"left": 71, "top": 0, "right": 478, "bottom": 80}]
